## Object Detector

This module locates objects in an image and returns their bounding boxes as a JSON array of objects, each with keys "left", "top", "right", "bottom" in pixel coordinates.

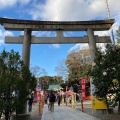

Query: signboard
[
  {"left": 69, "top": 86, "right": 73, "bottom": 92},
  {"left": 90, "top": 77, "right": 107, "bottom": 109},
  {"left": 81, "top": 78, "right": 87, "bottom": 100},
  {"left": 92, "top": 97, "right": 107, "bottom": 109},
  {"left": 36, "top": 83, "right": 41, "bottom": 91}
]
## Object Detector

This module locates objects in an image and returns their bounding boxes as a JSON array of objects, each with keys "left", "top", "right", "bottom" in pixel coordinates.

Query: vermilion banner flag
[
  {"left": 81, "top": 78, "right": 87, "bottom": 100},
  {"left": 36, "top": 89, "right": 40, "bottom": 102},
  {"left": 66, "top": 86, "right": 68, "bottom": 98},
  {"left": 66, "top": 86, "right": 68, "bottom": 91}
]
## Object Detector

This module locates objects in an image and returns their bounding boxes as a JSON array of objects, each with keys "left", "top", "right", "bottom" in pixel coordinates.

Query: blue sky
[{"left": 0, "top": 0, "right": 120, "bottom": 77}]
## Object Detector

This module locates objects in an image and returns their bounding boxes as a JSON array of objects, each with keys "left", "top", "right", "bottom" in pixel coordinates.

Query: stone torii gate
[
  {"left": 0, "top": 18, "right": 114, "bottom": 116},
  {"left": 0, "top": 17, "right": 114, "bottom": 68}
]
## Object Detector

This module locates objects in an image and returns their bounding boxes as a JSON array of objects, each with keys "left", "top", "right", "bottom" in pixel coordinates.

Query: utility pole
[
  {"left": 105, "top": 0, "right": 115, "bottom": 46},
  {"left": 105, "top": 0, "right": 111, "bottom": 19}
]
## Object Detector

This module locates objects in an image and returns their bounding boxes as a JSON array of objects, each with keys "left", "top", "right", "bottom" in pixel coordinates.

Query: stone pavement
[
  {"left": 30, "top": 102, "right": 100, "bottom": 120},
  {"left": 30, "top": 102, "right": 42, "bottom": 120}
]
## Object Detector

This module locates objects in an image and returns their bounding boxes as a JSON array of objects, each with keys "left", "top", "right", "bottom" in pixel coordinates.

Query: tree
[
  {"left": 91, "top": 44, "right": 120, "bottom": 114},
  {"left": 38, "top": 76, "right": 64, "bottom": 91},
  {"left": 65, "top": 48, "right": 92, "bottom": 93},
  {"left": 55, "top": 60, "right": 68, "bottom": 81},
  {"left": 116, "top": 26, "right": 120, "bottom": 47},
  {"left": 30, "top": 65, "right": 48, "bottom": 77},
  {"left": 0, "top": 49, "right": 36, "bottom": 120}
]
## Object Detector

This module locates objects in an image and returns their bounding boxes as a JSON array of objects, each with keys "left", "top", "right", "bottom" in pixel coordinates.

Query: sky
[{"left": 0, "top": 0, "right": 120, "bottom": 77}]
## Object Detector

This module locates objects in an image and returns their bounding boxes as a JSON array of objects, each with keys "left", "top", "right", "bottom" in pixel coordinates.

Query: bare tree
[
  {"left": 55, "top": 60, "right": 68, "bottom": 81},
  {"left": 30, "top": 65, "right": 48, "bottom": 77}
]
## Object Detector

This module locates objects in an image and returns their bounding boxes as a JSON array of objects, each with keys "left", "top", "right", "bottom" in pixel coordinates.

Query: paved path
[
  {"left": 41, "top": 104, "right": 100, "bottom": 120},
  {"left": 30, "top": 102, "right": 41, "bottom": 120}
]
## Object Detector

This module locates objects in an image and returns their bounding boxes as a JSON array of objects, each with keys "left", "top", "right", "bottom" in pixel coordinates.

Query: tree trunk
[
  {"left": 0, "top": 112, "right": 2, "bottom": 119},
  {"left": 118, "top": 100, "right": 120, "bottom": 114},
  {"left": 5, "top": 109, "right": 9, "bottom": 120}
]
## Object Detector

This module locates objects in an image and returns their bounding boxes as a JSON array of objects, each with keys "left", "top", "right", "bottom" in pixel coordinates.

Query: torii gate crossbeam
[{"left": 0, "top": 17, "right": 114, "bottom": 66}]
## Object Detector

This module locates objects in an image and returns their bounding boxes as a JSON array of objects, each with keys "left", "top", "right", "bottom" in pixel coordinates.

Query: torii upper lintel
[{"left": 0, "top": 17, "right": 114, "bottom": 31}]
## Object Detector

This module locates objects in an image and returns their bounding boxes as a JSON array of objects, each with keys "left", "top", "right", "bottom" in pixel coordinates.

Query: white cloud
[
  {"left": 29, "top": 0, "right": 119, "bottom": 21},
  {"left": 69, "top": 44, "right": 81, "bottom": 52},
  {"left": 1, "top": 0, "right": 120, "bottom": 50},
  {"left": 32, "top": 31, "right": 56, "bottom": 37},
  {"left": 94, "top": 31, "right": 110, "bottom": 36},
  {"left": 4, "top": 31, "right": 14, "bottom": 36},
  {"left": 68, "top": 43, "right": 89, "bottom": 53},
  {"left": 48, "top": 44, "right": 60, "bottom": 49},
  {"left": 29, "top": 0, "right": 120, "bottom": 49},
  {"left": 113, "top": 15, "right": 120, "bottom": 32},
  {"left": 0, "top": 26, "right": 14, "bottom": 45},
  {"left": 0, "top": 0, "right": 17, "bottom": 9},
  {"left": 94, "top": 14, "right": 120, "bottom": 43},
  {"left": 0, "top": 39, "right": 5, "bottom": 46},
  {"left": 0, "top": 0, "right": 31, "bottom": 9},
  {"left": 68, "top": 43, "right": 106, "bottom": 53},
  {"left": 52, "top": 44, "right": 60, "bottom": 48}
]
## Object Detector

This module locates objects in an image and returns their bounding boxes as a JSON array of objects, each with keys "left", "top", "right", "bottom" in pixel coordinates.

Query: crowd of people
[
  {"left": 44, "top": 90, "right": 63, "bottom": 112},
  {"left": 45, "top": 91, "right": 81, "bottom": 112},
  {"left": 27, "top": 90, "right": 81, "bottom": 113}
]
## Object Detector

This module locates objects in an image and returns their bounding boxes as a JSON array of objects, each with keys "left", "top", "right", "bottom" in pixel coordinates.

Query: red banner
[
  {"left": 65, "top": 91, "right": 68, "bottom": 98},
  {"left": 36, "top": 89, "right": 40, "bottom": 102},
  {"left": 66, "top": 86, "right": 68, "bottom": 91},
  {"left": 66, "top": 86, "right": 68, "bottom": 98},
  {"left": 81, "top": 78, "right": 87, "bottom": 100}
]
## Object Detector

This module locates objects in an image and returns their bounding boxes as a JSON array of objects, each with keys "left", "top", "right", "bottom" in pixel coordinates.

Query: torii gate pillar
[
  {"left": 22, "top": 28, "right": 31, "bottom": 67},
  {"left": 87, "top": 28, "right": 97, "bottom": 65}
]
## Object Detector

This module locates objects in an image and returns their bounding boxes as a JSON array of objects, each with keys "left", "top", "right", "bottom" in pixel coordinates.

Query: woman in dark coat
[{"left": 57, "top": 93, "right": 61, "bottom": 106}]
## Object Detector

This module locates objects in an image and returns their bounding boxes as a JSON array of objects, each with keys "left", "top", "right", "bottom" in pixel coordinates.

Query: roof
[{"left": 47, "top": 84, "right": 62, "bottom": 91}]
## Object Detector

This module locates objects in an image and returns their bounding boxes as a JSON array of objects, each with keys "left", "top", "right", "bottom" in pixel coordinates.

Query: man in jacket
[{"left": 49, "top": 91, "right": 56, "bottom": 112}]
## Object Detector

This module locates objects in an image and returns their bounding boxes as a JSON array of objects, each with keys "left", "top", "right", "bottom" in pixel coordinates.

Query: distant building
[{"left": 47, "top": 84, "right": 62, "bottom": 91}]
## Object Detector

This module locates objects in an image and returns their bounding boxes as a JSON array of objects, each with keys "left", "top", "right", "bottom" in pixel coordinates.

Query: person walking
[
  {"left": 28, "top": 93, "right": 34, "bottom": 112},
  {"left": 47, "top": 94, "right": 50, "bottom": 110},
  {"left": 49, "top": 91, "right": 56, "bottom": 112},
  {"left": 57, "top": 93, "right": 61, "bottom": 106}
]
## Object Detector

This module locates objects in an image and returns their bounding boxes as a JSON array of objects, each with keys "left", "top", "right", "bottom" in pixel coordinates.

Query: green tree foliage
[
  {"left": 0, "top": 49, "right": 36, "bottom": 120},
  {"left": 65, "top": 48, "right": 92, "bottom": 93},
  {"left": 91, "top": 44, "right": 120, "bottom": 114}
]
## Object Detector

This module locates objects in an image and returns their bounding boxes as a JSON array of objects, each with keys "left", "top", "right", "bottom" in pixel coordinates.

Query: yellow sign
[
  {"left": 92, "top": 96, "right": 107, "bottom": 109},
  {"left": 90, "top": 77, "right": 107, "bottom": 109}
]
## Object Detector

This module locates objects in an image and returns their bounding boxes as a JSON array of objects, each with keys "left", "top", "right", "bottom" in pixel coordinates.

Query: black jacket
[{"left": 49, "top": 93, "right": 56, "bottom": 102}]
